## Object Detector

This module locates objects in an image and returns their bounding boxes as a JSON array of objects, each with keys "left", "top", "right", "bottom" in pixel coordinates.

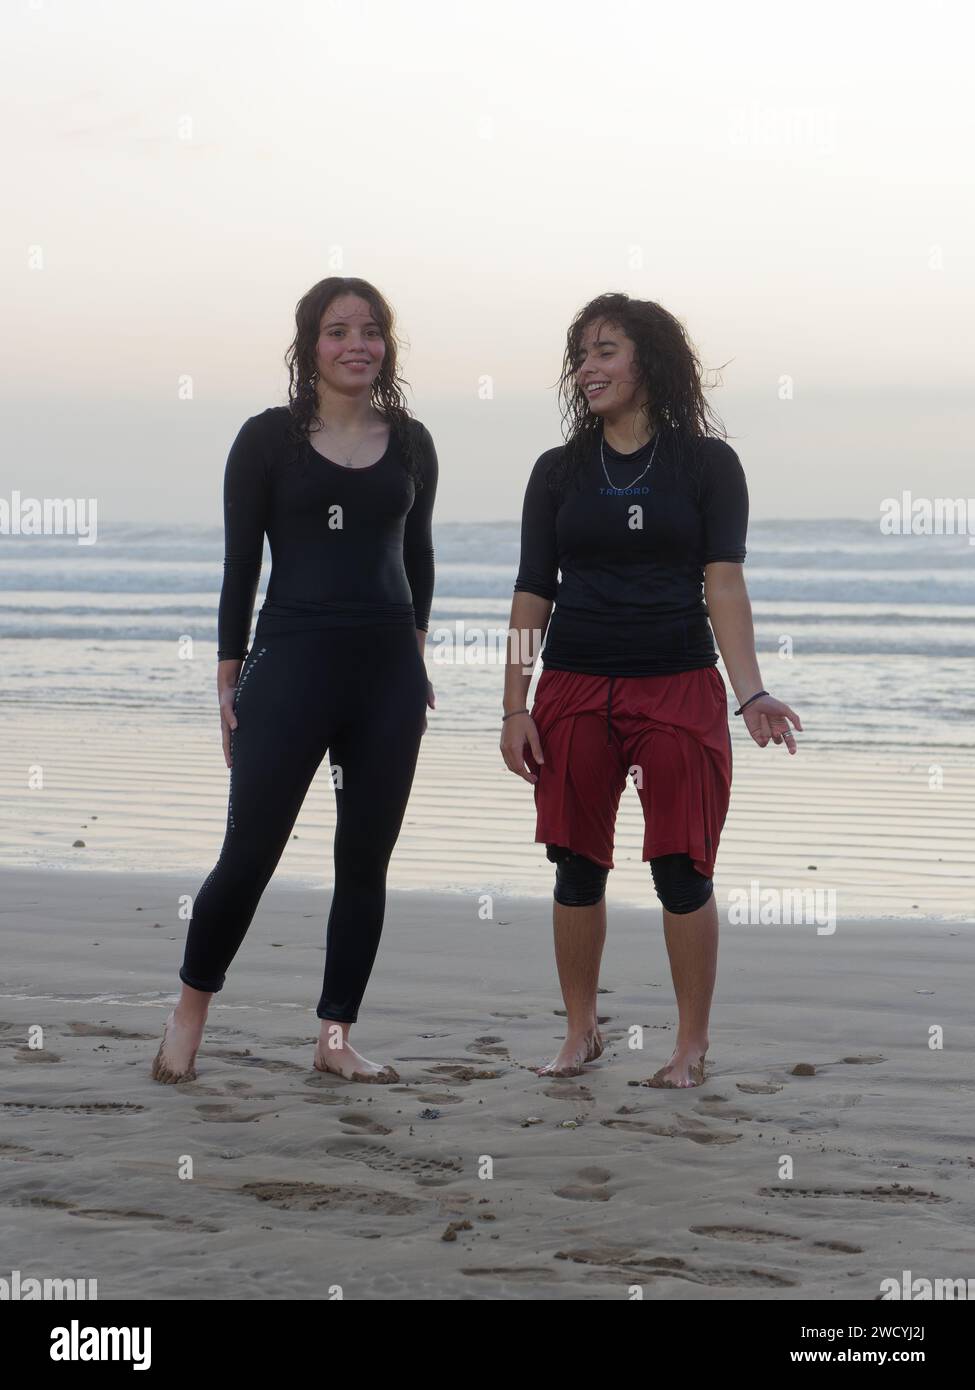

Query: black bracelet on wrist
[
  {"left": 734, "top": 689, "right": 768, "bottom": 716},
  {"left": 502, "top": 708, "right": 529, "bottom": 721}
]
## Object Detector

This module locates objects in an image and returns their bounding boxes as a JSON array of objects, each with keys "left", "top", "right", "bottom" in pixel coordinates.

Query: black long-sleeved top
[
  {"left": 513, "top": 428, "right": 748, "bottom": 676},
  {"left": 216, "top": 406, "right": 437, "bottom": 660}
]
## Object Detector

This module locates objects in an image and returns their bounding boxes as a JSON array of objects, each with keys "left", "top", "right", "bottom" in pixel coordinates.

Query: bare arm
[
  {"left": 705, "top": 562, "right": 802, "bottom": 752},
  {"left": 703, "top": 563, "right": 763, "bottom": 705},
  {"left": 504, "top": 450, "right": 559, "bottom": 779},
  {"left": 500, "top": 590, "right": 552, "bottom": 782}
]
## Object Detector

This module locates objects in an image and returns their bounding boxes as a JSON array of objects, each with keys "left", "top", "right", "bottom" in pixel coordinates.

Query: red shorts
[{"left": 525, "top": 665, "right": 733, "bottom": 879}]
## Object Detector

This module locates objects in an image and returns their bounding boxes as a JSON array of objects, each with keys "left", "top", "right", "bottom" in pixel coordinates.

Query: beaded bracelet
[{"left": 734, "top": 689, "right": 768, "bottom": 716}]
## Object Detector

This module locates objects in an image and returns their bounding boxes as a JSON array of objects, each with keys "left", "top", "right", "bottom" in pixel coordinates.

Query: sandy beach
[{"left": 1, "top": 864, "right": 972, "bottom": 1301}]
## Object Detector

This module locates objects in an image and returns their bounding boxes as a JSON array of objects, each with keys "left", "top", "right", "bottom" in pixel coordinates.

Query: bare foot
[
  {"left": 535, "top": 1025, "right": 604, "bottom": 1078},
  {"left": 151, "top": 1008, "right": 204, "bottom": 1084},
  {"left": 313, "top": 1037, "right": 399, "bottom": 1084},
  {"left": 640, "top": 1041, "right": 708, "bottom": 1090}
]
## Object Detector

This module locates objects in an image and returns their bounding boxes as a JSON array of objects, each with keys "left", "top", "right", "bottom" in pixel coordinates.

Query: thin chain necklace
[
  {"left": 308, "top": 384, "right": 380, "bottom": 467},
  {"left": 600, "top": 425, "right": 659, "bottom": 491},
  {"left": 314, "top": 424, "right": 371, "bottom": 468}
]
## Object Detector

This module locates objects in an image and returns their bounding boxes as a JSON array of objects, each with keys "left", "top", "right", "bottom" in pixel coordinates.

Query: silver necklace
[
  {"left": 316, "top": 426, "right": 371, "bottom": 468},
  {"left": 600, "top": 427, "right": 659, "bottom": 491},
  {"left": 308, "top": 375, "right": 377, "bottom": 468},
  {"left": 311, "top": 419, "right": 375, "bottom": 469}
]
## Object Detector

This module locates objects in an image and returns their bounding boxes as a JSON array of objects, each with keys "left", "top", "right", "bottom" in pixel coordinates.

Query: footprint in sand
[
  {"left": 541, "top": 1083, "right": 594, "bottom": 1104},
  {"left": 757, "top": 1184, "right": 946, "bottom": 1203},
  {"left": 601, "top": 1114, "right": 740, "bottom": 1145},
  {"left": 208, "top": 1051, "right": 305, "bottom": 1073},
  {"left": 555, "top": 1247, "right": 799, "bottom": 1288},
  {"left": 460, "top": 1266, "right": 563, "bottom": 1283},
  {"left": 69, "top": 1207, "right": 221, "bottom": 1233},
  {"left": 193, "top": 1103, "right": 276, "bottom": 1123},
  {"left": 679, "top": 1265, "right": 800, "bottom": 1288},
  {"left": 464, "top": 1036, "right": 510, "bottom": 1058},
  {"left": 0, "top": 1143, "right": 70, "bottom": 1163},
  {"left": 1, "top": 1101, "right": 145, "bottom": 1115},
  {"left": 554, "top": 1166, "right": 614, "bottom": 1202},
  {"left": 13, "top": 1050, "right": 62, "bottom": 1063},
  {"left": 337, "top": 1112, "right": 393, "bottom": 1135},
  {"left": 1, "top": 1194, "right": 74, "bottom": 1212},
  {"left": 324, "top": 1137, "right": 464, "bottom": 1184},
  {"left": 737, "top": 1081, "right": 783, "bottom": 1095},
  {"left": 788, "top": 1055, "right": 887, "bottom": 1076},
  {"left": 424, "top": 1063, "right": 504, "bottom": 1083},
  {"left": 67, "top": 1022, "right": 155, "bottom": 1040},
  {"left": 555, "top": 1242, "right": 645, "bottom": 1267},
  {"left": 690, "top": 1224, "right": 801, "bottom": 1244},
  {"left": 240, "top": 1180, "right": 424, "bottom": 1216},
  {"left": 694, "top": 1097, "right": 754, "bottom": 1122}
]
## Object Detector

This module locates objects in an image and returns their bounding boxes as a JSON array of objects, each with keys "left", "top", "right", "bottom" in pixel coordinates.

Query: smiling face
[
  {"left": 315, "top": 294, "right": 386, "bottom": 394},
  {"left": 574, "top": 317, "right": 648, "bottom": 418}
]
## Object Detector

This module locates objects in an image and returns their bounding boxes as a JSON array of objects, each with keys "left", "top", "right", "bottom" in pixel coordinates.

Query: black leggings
[
  {"left": 179, "top": 623, "right": 428, "bottom": 1022},
  {"left": 547, "top": 845, "right": 714, "bottom": 914}
]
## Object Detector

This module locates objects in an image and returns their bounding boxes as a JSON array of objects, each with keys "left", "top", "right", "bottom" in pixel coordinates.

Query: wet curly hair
[
  {"left": 282, "top": 276, "right": 424, "bottom": 487},
  {"left": 548, "top": 292, "right": 730, "bottom": 499}
]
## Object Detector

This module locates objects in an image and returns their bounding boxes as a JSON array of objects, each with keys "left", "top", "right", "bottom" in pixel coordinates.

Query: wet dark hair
[
  {"left": 282, "top": 276, "right": 423, "bottom": 487},
  {"left": 548, "top": 292, "right": 730, "bottom": 499}
]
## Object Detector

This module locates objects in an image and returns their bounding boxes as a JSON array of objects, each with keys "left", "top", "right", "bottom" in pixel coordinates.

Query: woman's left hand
[{"left": 741, "top": 693, "right": 802, "bottom": 753}]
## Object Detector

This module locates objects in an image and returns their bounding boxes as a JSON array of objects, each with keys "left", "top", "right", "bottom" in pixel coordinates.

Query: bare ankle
[
  {"left": 563, "top": 1011, "right": 598, "bottom": 1034},
  {"left": 174, "top": 1002, "right": 208, "bottom": 1027},
  {"left": 318, "top": 1022, "right": 350, "bottom": 1044}
]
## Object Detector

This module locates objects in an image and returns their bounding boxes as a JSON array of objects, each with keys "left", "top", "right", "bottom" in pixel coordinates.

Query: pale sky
[{"left": 3, "top": 0, "right": 971, "bottom": 523}]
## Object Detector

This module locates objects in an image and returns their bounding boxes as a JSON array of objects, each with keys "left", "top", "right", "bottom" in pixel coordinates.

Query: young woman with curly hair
[{"left": 501, "top": 292, "right": 801, "bottom": 1086}]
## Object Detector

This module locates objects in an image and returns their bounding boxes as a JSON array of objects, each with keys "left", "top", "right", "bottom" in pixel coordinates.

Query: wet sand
[{"left": 1, "top": 866, "right": 972, "bottom": 1301}]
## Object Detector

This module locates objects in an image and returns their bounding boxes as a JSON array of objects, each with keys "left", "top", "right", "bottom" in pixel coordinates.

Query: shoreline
[{"left": 5, "top": 704, "right": 974, "bottom": 921}]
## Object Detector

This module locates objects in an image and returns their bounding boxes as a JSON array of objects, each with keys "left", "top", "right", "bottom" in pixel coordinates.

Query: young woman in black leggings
[{"left": 152, "top": 277, "right": 437, "bottom": 1085}]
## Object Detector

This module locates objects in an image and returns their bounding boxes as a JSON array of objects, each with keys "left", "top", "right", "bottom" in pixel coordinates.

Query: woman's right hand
[
  {"left": 220, "top": 686, "right": 239, "bottom": 769},
  {"left": 500, "top": 711, "right": 544, "bottom": 784},
  {"left": 217, "top": 658, "right": 243, "bottom": 768}
]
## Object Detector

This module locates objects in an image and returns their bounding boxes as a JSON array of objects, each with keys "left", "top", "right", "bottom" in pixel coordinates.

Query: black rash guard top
[
  {"left": 512, "top": 428, "right": 748, "bottom": 676},
  {"left": 216, "top": 405, "right": 437, "bottom": 661}
]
